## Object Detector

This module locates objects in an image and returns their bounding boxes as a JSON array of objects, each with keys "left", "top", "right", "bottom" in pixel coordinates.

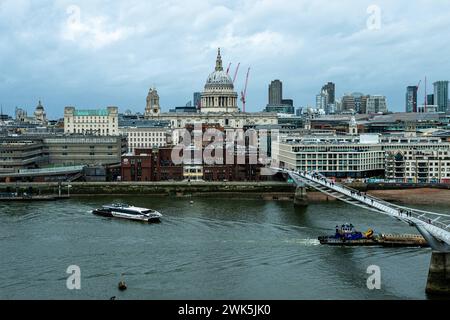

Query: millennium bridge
[{"left": 273, "top": 167, "right": 450, "bottom": 295}]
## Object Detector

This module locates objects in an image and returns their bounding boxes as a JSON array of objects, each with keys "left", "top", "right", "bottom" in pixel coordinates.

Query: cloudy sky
[{"left": 1, "top": 0, "right": 449, "bottom": 118}]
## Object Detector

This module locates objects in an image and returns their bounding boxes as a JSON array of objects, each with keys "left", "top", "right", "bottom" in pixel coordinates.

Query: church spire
[{"left": 215, "top": 48, "right": 223, "bottom": 71}]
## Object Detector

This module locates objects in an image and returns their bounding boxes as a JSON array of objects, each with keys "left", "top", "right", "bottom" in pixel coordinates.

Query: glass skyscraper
[
  {"left": 433, "top": 81, "right": 449, "bottom": 113},
  {"left": 406, "top": 86, "right": 418, "bottom": 113}
]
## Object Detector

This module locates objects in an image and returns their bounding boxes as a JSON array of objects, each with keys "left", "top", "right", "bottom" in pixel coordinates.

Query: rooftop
[{"left": 74, "top": 109, "right": 110, "bottom": 117}]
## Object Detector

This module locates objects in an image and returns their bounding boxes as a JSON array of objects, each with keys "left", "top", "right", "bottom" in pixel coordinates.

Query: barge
[{"left": 319, "top": 224, "right": 429, "bottom": 248}]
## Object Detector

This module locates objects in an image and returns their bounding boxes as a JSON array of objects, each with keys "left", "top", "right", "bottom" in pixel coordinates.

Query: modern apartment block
[
  {"left": 385, "top": 149, "right": 450, "bottom": 183},
  {"left": 273, "top": 134, "right": 450, "bottom": 181}
]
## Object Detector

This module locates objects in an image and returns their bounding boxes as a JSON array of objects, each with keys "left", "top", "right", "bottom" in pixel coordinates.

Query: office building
[
  {"left": 273, "top": 134, "right": 450, "bottom": 180},
  {"left": 341, "top": 94, "right": 355, "bottom": 112},
  {"left": 64, "top": 106, "right": 119, "bottom": 136},
  {"left": 321, "top": 82, "right": 335, "bottom": 104},
  {"left": 119, "top": 120, "right": 171, "bottom": 154},
  {"left": 366, "top": 95, "right": 388, "bottom": 114},
  {"left": 44, "top": 135, "right": 127, "bottom": 166},
  {"left": 265, "top": 105, "right": 295, "bottom": 114},
  {"left": 433, "top": 81, "right": 449, "bottom": 113},
  {"left": 0, "top": 137, "right": 49, "bottom": 174},
  {"left": 193, "top": 92, "right": 201, "bottom": 108},
  {"left": 316, "top": 91, "right": 328, "bottom": 112},
  {"left": 281, "top": 99, "right": 294, "bottom": 107},
  {"left": 265, "top": 80, "right": 295, "bottom": 114},
  {"left": 268, "top": 80, "right": 283, "bottom": 105},
  {"left": 406, "top": 86, "right": 418, "bottom": 113}
]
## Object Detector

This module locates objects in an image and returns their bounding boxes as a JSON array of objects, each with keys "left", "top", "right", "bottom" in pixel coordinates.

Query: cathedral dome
[
  {"left": 204, "top": 48, "right": 234, "bottom": 88},
  {"left": 201, "top": 48, "right": 239, "bottom": 114},
  {"left": 36, "top": 100, "right": 44, "bottom": 111},
  {"left": 206, "top": 70, "right": 233, "bottom": 86}
]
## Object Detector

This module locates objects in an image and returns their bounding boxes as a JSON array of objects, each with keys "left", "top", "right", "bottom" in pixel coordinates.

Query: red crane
[
  {"left": 415, "top": 80, "right": 421, "bottom": 113},
  {"left": 226, "top": 63, "right": 232, "bottom": 75},
  {"left": 240, "top": 67, "right": 250, "bottom": 113},
  {"left": 424, "top": 76, "right": 427, "bottom": 112},
  {"left": 232, "top": 63, "right": 240, "bottom": 84}
]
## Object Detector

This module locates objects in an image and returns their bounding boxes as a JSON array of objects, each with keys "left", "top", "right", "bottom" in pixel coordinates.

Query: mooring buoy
[{"left": 118, "top": 281, "right": 127, "bottom": 291}]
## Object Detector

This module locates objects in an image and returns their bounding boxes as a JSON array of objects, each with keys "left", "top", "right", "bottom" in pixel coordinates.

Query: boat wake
[{"left": 283, "top": 238, "right": 321, "bottom": 246}]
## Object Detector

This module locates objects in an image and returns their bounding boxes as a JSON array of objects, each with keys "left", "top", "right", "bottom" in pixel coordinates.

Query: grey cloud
[{"left": 0, "top": 0, "right": 449, "bottom": 117}]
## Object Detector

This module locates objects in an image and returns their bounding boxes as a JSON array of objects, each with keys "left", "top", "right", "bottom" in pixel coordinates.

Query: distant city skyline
[{"left": 1, "top": 0, "right": 450, "bottom": 118}]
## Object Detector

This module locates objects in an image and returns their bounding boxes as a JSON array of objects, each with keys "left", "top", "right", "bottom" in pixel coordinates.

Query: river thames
[{"left": 0, "top": 196, "right": 442, "bottom": 300}]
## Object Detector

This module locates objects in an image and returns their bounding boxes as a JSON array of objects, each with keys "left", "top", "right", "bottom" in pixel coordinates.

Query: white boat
[{"left": 92, "top": 203, "right": 162, "bottom": 223}]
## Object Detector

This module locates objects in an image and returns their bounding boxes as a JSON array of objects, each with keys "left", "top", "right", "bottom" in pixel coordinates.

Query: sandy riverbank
[{"left": 308, "top": 188, "right": 450, "bottom": 206}]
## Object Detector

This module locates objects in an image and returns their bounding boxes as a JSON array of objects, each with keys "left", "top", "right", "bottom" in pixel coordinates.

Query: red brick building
[{"left": 120, "top": 146, "right": 266, "bottom": 182}]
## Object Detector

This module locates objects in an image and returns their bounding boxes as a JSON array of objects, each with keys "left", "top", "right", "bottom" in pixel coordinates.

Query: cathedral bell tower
[{"left": 145, "top": 88, "right": 160, "bottom": 118}]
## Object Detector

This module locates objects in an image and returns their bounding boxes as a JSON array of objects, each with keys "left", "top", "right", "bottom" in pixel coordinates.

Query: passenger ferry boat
[{"left": 92, "top": 203, "right": 162, "bottom": 223}]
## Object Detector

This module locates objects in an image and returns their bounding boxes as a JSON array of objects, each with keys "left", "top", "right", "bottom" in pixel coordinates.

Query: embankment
[
  {"left": 0, "top": 182, "right": 296, "bottom": 201},
  {"left": 2, "top": 182, "right": 450, "bottom": 205}
]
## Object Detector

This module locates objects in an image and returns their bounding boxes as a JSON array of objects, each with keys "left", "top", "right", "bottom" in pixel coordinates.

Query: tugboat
[
  {"left": 319, "top": 224, "right": 428, "bottom": 247},
  {"left": 92, "top": 203, "right": 162, "bottom": 223}
]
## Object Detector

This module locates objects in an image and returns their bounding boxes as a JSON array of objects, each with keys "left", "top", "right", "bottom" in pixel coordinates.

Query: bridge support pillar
[
  {"left": 294, "top": 186, "right": 308, "bottom": 207},
  {"left": 426, "top": 251, "right": 450, "bottom": 295}
]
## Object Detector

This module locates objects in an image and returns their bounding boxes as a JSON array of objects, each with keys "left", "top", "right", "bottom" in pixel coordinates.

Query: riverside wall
[{"left": 0, "top": 182, "right": 297, "bottom": 201}]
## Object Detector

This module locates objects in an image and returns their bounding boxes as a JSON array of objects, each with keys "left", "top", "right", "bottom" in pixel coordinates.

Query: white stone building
[
  {"left": 64, "top": 106, "right": 119, "bottom": 136},
  {"left": 273, "top": 134, "right": 450, "bottom": 180},
  {"left": 119, "top": 125, "right": 171, "bottom": 154}
]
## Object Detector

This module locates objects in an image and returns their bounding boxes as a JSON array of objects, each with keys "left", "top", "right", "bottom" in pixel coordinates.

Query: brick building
[{"left": 120, "top": 146, "right": 265, "bottom": 182}]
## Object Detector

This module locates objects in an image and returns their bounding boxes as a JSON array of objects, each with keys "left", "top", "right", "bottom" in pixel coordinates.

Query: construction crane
[
  {"left": 226, "top": 63, "right": 232, "bottom": 75},
  {"left": 232, "top": 63, "right": 240, "bottom": 84},
  {"left": 424, "top": 76, "right": 427, "bottom": 112},
  {"left": 415, "top": 80, "right": 421, "bottom": 113},
  {"left": 240, "top": 67, "right": 250, "bottom": 113}
]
